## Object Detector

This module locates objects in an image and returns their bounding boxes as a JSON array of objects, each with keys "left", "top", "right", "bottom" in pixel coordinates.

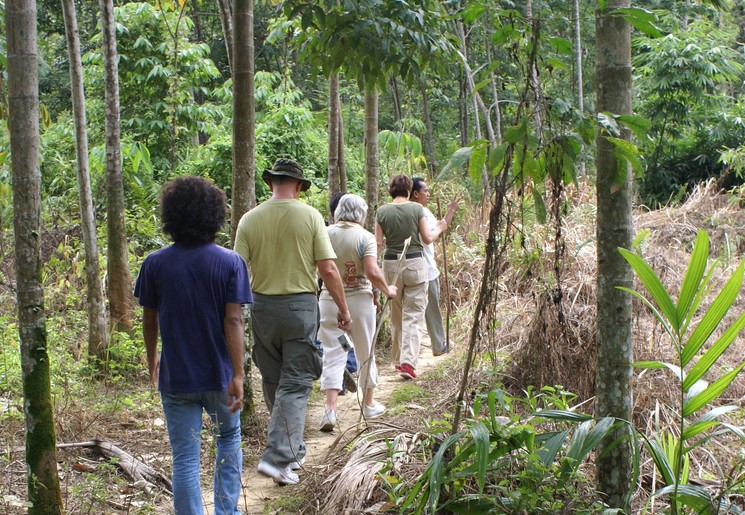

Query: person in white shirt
[{"left": 410, "top": 177, "right": 460, "bottom": 356}]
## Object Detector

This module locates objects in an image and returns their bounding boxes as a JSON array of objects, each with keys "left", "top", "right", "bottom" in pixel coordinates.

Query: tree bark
[
  {"left": 100, "top": 0, "right": 134, "bottom": 336},
  {"left": 328, "top": 73, "right": 341, "bottom": 201},
  {"left": 389, "top": 76, "right": 402, "bottom": 123},
  {"left": 364, "top": 88, "right": 379, "bottom": 231},
  {"left": 338, "top": 100, "right": 347, "bottom": 193},
  {"left": 574, "top": 0, "right": 586, "bottom": 176},
  {"left": 421, "top": 83, "right": 438, "bottom": 173},
  {"left": 62, "top": 0, "right": 109, "bottom": 359},
  {"left": 217, "top": 0, "right": 234, "bottom": 75},
  {"left": 594, "top": 0, "right": 634, "bottom": 507},
  {"left": 7, "top": 0, "right": 64, "bottom": 511},
  {"left": 232, "top": 0, "right": 257, "bottom": 425},
  {"left": 231, "top": 0, "right": 256, "bottom": 246}
]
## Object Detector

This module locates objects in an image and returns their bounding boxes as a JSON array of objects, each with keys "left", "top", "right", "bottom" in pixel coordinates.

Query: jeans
[{"left": 161, "top": 392, "right": 242, "bottom": 515}]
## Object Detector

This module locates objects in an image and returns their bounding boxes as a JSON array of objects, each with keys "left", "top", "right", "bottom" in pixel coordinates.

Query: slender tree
[
  {"left": 364, "top": 88, "right": 379, "bottom": 231},
  {"left": 594, "top": 0, "right": 634, "bottom": 507},
  {"left": 217, "top": 0, "right": 234, "bottom": 73},
  {"left": 574, "top": 0, "right": 586, "bottom": 176},
  {"left": 7, "top": 0, "right": 63, "bottom": 511},
  {"left": 231, "top": 0, "right": 256, "bottom": 245},
  {"left": 328, "top": 73, "right": 342, "bottom": 200},
  {"left": 62, "top": 0, "right": 109, "bottom": 358},
  {"left": 100, "top": 0, "right": 134, "bottom": 336}
]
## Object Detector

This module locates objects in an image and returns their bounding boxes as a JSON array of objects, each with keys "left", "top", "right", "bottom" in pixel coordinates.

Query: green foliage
[
  {"left": 387, "top": 387, "right": 615, "bottom": 514},
  {"left": 619, "top": 231, "right": 745, "bottom": 513},
  {"left": 633, "top": 19, "right": 745, "bottom": 205}
]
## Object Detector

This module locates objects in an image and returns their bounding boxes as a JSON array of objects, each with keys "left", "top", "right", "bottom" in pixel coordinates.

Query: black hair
[
  {"left": 329, "top": 191, "right": 345, "bottom": 219},
  {"left": 160, "top": 176, "right": 226, "bottom": 243},
  {"left": 412, "top": 177, "right": 426, "bottom": 192}
]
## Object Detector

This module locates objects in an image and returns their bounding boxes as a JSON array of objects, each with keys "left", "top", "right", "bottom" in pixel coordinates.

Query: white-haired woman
[{"left": 318, "top": 194, "right": 397, "bottom": 430}]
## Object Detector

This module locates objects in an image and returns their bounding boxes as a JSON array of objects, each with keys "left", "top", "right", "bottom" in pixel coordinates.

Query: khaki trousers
[{"left": 383, "top": 256, "right": 428, "bottom": 369}]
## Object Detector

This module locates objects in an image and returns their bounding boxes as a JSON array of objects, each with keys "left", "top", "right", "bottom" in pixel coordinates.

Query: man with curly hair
[
  {"left": 234, "top": 158, "right": 351, "bottom": 486},
  {"left": 135, "top": 176, "right": 252, "bottom": 515}
]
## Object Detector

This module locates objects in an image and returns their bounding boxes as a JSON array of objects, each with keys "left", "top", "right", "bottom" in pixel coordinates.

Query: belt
[{"left": 384, "top": 252, "right": 422, "bottom": 260}]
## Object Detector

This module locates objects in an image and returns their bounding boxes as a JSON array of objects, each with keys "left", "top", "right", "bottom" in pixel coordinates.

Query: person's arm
[
  {"left": 143, "top": 307, "right": 160, "bottom": 388},
  {"left": 362, "top": 255, "right": 397, "bottom": 299},
  {"left": 317, "top": 259, "right": 352, "bottom": 331},
  {"left": 223, "top": 302, "right": 245, "bottom": 413},
  {"left": 374, "top": 222, "right": 385, "bottom": 254},
  {"left": 419, "top": 216, "right": 447, "bottom": 244}
]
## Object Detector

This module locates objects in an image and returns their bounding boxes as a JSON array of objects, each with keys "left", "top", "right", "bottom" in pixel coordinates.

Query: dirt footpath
[{"left": 204, "top": 334, "right": 445, "bottom": 514}]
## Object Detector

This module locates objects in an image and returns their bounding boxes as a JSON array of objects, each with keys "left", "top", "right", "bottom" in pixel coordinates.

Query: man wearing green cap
[{"left": 234, "top": 158, "right": 351, "bottom": 486}]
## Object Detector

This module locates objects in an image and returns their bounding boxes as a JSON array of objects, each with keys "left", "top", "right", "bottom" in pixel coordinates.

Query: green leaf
[
  {"left": 616, "top": 114, "right": 652, "bottom": 139},
  {"left": 681, "top": 261, "right": 744, "bottom": 366},
  {"left": 676, "top": 232, "right": 709, "bottom": 327},
  {"left": 683, "top": 312, "right": 745, "bottom": 390},
  {"left": 619, "top": 249, "right": 678, "bottom": 329},
  {"left": 607, "top": 136, "right": 643, "bottom": 183},
  {"left": 470, "top": 422, "right": 490, "bottom": 493},
  {"left": 645, "top": 438, "right": 675, "bottom": 485},
  {"left": 536, "top": 429, "right": 570, "bottom": 466},
  {"left": 437, "top": 146, "right": 473, "bottom": 181},
  {"left": 487, "top": 143, "right": 509, "bottom": 174},
  {"left": 503, "top": 121, "right": 528, "bottom": 144},
  {"left": 683, "top": 362, "right": 745, "bottom": 417},
  {"left": 654, "top": 484, "right": 713, "bottom": 512},
  {"left": 548, "top": 37, "right": 573, "bottom": 55},
  {"left": 532, "top": 188, "right": 547, "bottom": 224},
  {"left": 682, "top": 406, "right": 736, "bottom": 440},
  {"left": 469, "top": 142, "right": 488, "bottom": 187},
  {"left": 533, "top": 409, "right": 593, "bottom": 423},
  {"left": 612, "top": 7, "right": 665, "bottom": 38}
]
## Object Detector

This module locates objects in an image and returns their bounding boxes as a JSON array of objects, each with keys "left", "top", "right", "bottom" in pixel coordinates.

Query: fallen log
[{"left": 57, "top": 439, "right": 172, "bottom": 494}]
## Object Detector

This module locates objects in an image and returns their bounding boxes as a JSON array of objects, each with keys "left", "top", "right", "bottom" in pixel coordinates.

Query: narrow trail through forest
[{"left": 203, "top": 333, "right": 446, "bottom": 514}]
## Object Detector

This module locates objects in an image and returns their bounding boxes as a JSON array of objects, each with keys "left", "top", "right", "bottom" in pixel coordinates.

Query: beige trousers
[{"left": 383, "top": 256, "right": 428, "bottom": 369}]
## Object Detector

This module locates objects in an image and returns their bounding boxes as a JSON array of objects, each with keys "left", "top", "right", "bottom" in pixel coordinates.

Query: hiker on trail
[
  {"left": 234, "top": 158, "right": 351, "bottom": 486},
  {"left": 318, "top": 194, "right": 397, "bottom": 432},
  {"left": 135, "top": 176, "right": 252, "bottom": 515},
  {"left": 328, "top": 191, "right": 360, "bottom": 396},
  {"left": 411, "top": 177, "right": 460, "bottom": 356},
  {"left": 375, "top": 174, "right": 449, "bottom": 380}
]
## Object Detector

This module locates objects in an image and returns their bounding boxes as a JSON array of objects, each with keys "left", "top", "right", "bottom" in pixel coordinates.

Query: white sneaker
[
  {"left": 363, "top": 401, "right": 386, "bottom": 419},
  {"left": 290, "top": 457, "right": 305, "bottom": 470},
  {"left": 319, "top": 409, "right": 336, "bottom": 432},
  {"left": 257, "top": 460, "right": 299, "bottom": 486}
]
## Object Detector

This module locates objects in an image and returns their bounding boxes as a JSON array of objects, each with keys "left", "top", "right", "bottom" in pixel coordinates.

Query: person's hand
[
  {"left": 373, "top": 292, "right": 382, "bottom": 312},
  {"left": 226, "top": 375, "right": 244, "bottom": 413},
  {"left": 149, "top": 354, "right": 160, "bottom": 388},
  {"left": 386, "top": 285, "right": 398, "bottom": 299},
  {"left": 337, "top": 309, "right": 352, "bottom": 331}
]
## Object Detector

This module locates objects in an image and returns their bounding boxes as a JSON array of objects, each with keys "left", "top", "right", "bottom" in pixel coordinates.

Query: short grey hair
[{"left": 335, "top": 194, "right": 368, "bottom": 224}]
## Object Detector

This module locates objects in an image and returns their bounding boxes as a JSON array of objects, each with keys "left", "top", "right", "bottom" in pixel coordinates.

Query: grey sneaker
[
  {"left": 257, "top": 460, "right": 299, "bottom": 486},
  {"left": 319, "top": 409, "right": 336, "bottom": 432}
]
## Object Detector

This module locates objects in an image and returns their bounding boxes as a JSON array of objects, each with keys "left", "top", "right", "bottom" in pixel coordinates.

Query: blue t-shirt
[{"left": 134, "top": 242, "right": 253, "bottom": 394}]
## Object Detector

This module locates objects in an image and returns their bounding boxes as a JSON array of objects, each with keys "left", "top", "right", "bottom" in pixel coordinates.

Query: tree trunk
[
  {"left": 594, "top": 0, "right": 633, "bottom": 507},
  {"left": 100, "top": 0, "right": 134, "bottom": 336},
  {"left": 232, "top": 0, "right": 257, "bottom": 425},
  {"left": 7, "top": 0, "right": 64, "bottom": 511},
  {"left": 421, "top": 83, "right": 438, "bottom": 173},
  {"left": 231, "top": 0, "right": 256, "bottom": 246},
  {"left": 338, "top": 100, "right": 347, "bottom": 193},
  {"left": 525, "top": 0, "right": 543, "bottom": 142},
  {"left": 217, "top": 0, "right": 234, "bottom": 74},
  {"left": 574, "top": 0, "right": 586, "bottom": 176},
  {"left": 389, "top": 76, "right": 402, "bottom": 123},
  {"left": 62, "top": 0, "right": 109, "bottom": 358},
  {"left": 485, "top": 9, "right": 502, "bottom": 144},
  {"left": 364, "top": 88, "right": 379, "bottom": 231},
  {"left": 328, "top": 73, "right": 341, "bottom": 201}
]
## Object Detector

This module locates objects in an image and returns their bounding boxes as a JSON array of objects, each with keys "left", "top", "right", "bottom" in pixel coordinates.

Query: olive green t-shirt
[
  {"left": 375, "top": 201, "right": 425, "bottom": 254},
  {"left": 234, "top": 199, "right": 336, "bottom": 295}
]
